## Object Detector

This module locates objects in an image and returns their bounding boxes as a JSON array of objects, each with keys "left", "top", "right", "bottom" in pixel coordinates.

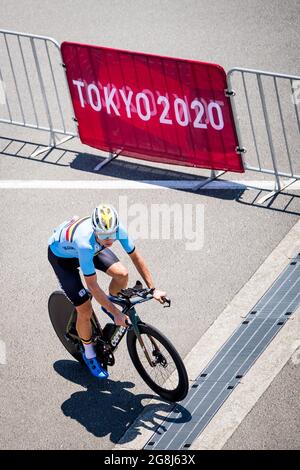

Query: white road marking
[
  {"left": 114, "top": 220, "right": 300, "bottom": 450},
  {"left": 0, "top": 179, "right": 299, "bottom": 190},
  {"left": 0, "top": 339, "right": 6, "bottom": 365}
]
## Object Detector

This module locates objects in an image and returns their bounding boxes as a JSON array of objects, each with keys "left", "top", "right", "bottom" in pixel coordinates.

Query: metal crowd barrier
[
  {"left": 1, "top": 29, "right": 299, "bottom": 198},
  {"left": 0, "top": 29, "right": 77, "bottom": 156},
  {"left": 227, "top": 67, "right": 300, "bottom": 201}
]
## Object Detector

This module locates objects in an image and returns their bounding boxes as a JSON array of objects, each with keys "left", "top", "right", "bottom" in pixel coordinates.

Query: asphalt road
[{"left": 0, "top": 0, "right": 299, "bottom": 450}]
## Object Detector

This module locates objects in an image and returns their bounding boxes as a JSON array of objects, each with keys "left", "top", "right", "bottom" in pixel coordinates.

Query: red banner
[{"left": 61, "top": 42, "right": 244, "bottom": 173}]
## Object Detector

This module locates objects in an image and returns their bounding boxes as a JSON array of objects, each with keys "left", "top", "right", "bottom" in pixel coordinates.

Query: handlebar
[
  {"left": 108, "top": 281, "right": 171, "bottom": 308},
  {"left": 161, "top": 296, "right": 171, "bottom": 308}
]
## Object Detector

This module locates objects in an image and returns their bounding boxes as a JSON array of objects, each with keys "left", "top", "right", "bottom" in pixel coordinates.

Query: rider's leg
[
  {"left": 48, "top": 247, "right": 108, "bottom": 378},
  {"left": 106, "top": 262, "right": 128, "bottom": 296},
  {"left": 76, "top": 300, "right": 109, "bottom": 378},
  {"left": 99, "top": 262, "right": 128, "bottom": 322},
  {"left": 75, "top": 300, "right": 109, "bottom": 378},
  {"left": 93, "top": 248, "right": 128, "bottom": 295},
  {"left": 75, "top": 298, "right": 93, "bottom": 346},
  {"left": 93, "top": 249, "right": 128, "bottom": 321}
]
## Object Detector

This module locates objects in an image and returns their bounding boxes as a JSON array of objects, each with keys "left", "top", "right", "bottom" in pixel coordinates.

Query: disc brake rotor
[{"left": 153, "top": 349, "right": 168, "bottom": 368}]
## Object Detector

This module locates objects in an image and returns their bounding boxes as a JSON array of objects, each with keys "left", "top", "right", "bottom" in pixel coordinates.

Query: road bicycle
[{"left": 48, "top": 281, "right": 189, "bottom": 402}]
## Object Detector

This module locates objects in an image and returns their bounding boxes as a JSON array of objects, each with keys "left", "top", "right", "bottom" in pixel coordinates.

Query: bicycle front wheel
[{"left": 126, "top": 323, "right": 189, "bottom": 402}]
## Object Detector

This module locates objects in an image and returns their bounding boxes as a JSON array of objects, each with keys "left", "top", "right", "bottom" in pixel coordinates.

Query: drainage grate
[{"left": 144, "top": 253, "right": 300, "bottom": 450}]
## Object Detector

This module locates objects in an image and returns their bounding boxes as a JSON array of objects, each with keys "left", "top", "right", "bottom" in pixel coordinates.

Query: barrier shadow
[
  {"left": 53, "top": 360, "right": 191, "bottom": 444},
  {"left": 236, "top": 188, "right": 300, "bottom": 216},
  {"left": 2, "top": 136, "right": 300, "bottom": 212},
  {"left": 0, "top": 136, "right": 244, "bottom": 201},
  {"left": 4, "top": 135, "right": 298, "bottom": 212}
]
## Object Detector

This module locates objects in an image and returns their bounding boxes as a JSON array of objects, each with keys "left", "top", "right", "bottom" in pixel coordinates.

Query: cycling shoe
[{"left": 82, "top": 354, "right": 109, "bottom": 379}]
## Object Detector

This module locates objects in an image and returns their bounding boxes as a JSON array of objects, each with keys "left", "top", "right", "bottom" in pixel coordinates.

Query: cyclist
[{"left": 48, "top": 203, "right": 166, "bottom": 379}]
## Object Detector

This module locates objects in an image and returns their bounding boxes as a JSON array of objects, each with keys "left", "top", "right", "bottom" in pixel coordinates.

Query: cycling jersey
[{"left": 48, "top": 216, "right": 135, "bottom": 276}]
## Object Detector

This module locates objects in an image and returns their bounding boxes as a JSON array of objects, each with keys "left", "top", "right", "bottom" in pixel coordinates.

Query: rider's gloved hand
[{"left": 153, "top": 289, "right": 167, "bottom": 304}]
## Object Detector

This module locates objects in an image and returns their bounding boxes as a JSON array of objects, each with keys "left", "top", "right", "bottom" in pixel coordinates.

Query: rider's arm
[
  {"left": 84, "top": 273, "right": 120, "bottom": 317},
  {"left": 117, "top": 224, "right": 154, "bottom": 287},
  {"left": 129, "top": 249, "right": 166, "bottom": 303},
  {"left": 117, "top": 224, "right": 166, "bottom": 302},
  {"left": 129, "top": 249, "right": 155, "bottom": 289},
  {"left": 78, "top": 246, "right": 125, "bottom": 323}
]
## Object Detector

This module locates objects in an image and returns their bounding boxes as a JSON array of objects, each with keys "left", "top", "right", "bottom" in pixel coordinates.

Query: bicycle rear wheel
[
  {"left": 48, "top": 291, "right": 84, "bottom": 364},
  {"left": 126, "top": 323, "right": 189, "bottom": 402}
]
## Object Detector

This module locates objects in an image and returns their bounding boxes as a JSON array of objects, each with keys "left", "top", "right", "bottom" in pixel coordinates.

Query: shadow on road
[
  {"left": 236, "top": 189, "right": 300, "bottom": 216},
  {"left": 54, "top": 360, "right": 191, "bottom": 444},
  {"left": 2, "top": 136, "right": 299, "bottom": 213},
  {"left": 0, "top": 136, "right": 243, "bottom": 201}
]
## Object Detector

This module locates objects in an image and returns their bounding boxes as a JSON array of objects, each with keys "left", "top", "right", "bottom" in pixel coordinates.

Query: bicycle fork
[{"left": 128, "top": 306, "right": 158, "bottom": 368}]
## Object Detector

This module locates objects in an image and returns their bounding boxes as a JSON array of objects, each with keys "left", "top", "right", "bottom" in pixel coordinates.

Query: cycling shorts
[{"left": 48, "top": 245, "right": 119, "bottom": 307}]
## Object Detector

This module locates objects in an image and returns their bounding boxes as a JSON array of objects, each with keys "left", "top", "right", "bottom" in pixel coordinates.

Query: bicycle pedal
[{"left": 106, "top": 352, "right": 115, "bottom": 367}]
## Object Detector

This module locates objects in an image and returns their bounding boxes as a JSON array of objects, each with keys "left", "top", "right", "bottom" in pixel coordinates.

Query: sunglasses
[{"left": 95, "top": 231, "right": 117, "bottom": 241}]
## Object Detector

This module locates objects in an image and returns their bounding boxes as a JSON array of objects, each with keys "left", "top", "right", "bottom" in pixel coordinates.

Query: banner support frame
[
  {"left": 93, "top": 149, "right": 123, "bottom": 171},
  {"left": 192, "top": 170, "right": 227, "bottom": 192}
]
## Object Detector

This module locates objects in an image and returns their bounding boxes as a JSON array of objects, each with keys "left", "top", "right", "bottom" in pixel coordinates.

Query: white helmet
[{"left": 91, "top": 203, "right": 119, "bottom": 238}]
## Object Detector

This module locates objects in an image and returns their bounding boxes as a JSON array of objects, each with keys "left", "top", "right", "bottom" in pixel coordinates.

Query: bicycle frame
[
  {"left": 108, "top": 292, "right": 152, "bottom": 330},
  {"left": 65, "top": 293, "right": 150, "bottom": 343},
  {"left": 48, "top": 286, "right": 188, "bottom": 403},
  {"left": 65, "top": 289, "right": 168, "bottom": 368},
  {"left": 108, "top": 293, "right": 162, "bottom": 366},
  {"left": 108, "top": 294, "right": 153, "bottom": 367}
]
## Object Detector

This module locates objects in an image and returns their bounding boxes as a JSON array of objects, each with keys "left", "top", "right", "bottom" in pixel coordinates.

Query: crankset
[{"left": 96, "top": 338, "right": 115, "bottom": 367}]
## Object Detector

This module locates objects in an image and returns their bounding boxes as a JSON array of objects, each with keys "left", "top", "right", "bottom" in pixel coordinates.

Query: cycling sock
[{"left": 81, "top": 337, "right": 96, "bottom": 359}]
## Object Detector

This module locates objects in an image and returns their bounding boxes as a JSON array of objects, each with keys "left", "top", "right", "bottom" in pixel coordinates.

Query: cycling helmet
[{"left": 92, "top": 204, "right": 119, "bottom": 238}]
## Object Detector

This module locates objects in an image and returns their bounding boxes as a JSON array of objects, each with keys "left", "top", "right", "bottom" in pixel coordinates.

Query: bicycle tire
[
  {"left": 48, "top": 291, "right": 84, "bottom": 365},
  {"left": 126, "top": 323, "right": 189, "bottom": 402}
]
